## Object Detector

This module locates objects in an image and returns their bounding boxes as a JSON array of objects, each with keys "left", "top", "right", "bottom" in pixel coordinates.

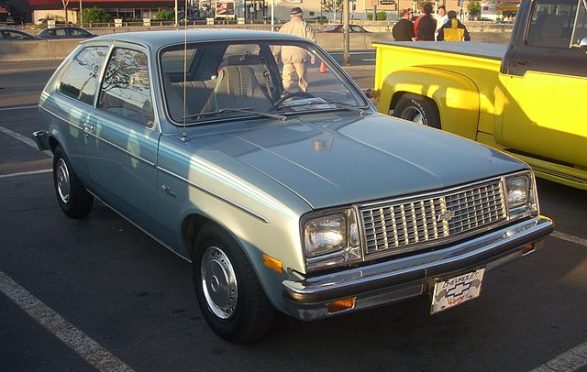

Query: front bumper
[
  {"left": 32, "top": 130, "right": 50, "bottom": 151},
  {"left": 283, "top": 215, "right": 553, "bottom": 320}
]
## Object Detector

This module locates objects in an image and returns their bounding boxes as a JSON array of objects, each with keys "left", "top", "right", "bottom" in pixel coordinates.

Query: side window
[
  {"left": 527, "top": 0, "right": 581, "bottom": 48},
  {"left": 98, "top": 48, "right": 154, "bottom": 127},
  {"left": 58, "top": 47, "right": 108, "bottom": 105}
]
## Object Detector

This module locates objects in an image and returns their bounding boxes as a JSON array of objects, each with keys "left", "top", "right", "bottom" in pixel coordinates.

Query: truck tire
[
  {"left": 192, "top": 223, "right": 275, "bottom": 343},
  {"left": 393, "top": 94, "right": 441, "bottom": 129},
  {"left": 53, "top": 146, "right": 94, "bottom": 218}
]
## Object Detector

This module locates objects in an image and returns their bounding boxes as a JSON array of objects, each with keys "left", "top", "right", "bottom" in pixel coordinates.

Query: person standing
[
  {"left": 437, "top": 10, "right": 471, "bottom": 41},
  {"left": 277, "top": 7, "right": 316, "bottom": 92},
  {"left": 414, "top": 2, "right": 437, "bottom": 41},
  {"left": 392, "top": 9, "right": 415, "bottom": 41},
  {"left": 435, "top": 5, "right": 449, "bottom": 40}
]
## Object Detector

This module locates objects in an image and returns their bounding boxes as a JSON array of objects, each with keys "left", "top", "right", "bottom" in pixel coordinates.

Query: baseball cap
[{"left": 291, "top": 7, "right": 303, "bottom": 15}]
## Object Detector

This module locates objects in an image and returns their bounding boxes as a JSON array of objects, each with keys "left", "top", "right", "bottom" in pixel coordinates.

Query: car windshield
[
  {"left": 323, "top": 25, "right": 340, "bottom": 31},
  {"left": 160, "top": 40, "right": 369, "bottom": 124}
]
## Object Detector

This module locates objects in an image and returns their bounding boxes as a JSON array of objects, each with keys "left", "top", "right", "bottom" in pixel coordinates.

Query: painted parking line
[
  {"left": 0, "top": 125, "right": 52, "bottom": 157},
  {"left": 531, "top": 340, "right": 587, "bottom": 372},
  {"left": 0, "top": 270, "right": 134, "bottom": 371},
  {"left": 0, "top": 105, "right": 38, "bottom": 111},
  {"left": 551, "top": 231, "right": 587, "bottom": 248},
  {"left": 0, "top": 169, "right": 52, "bottom": 179}
]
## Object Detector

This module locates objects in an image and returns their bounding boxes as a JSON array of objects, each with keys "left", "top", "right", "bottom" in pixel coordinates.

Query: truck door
[{"left": 497, "top": 0, "right": 587, "bottom": 168}]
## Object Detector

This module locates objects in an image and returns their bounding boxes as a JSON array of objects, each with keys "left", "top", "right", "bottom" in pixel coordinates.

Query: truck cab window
[{"left": 527, "top": 0, "right": 586, "bottom": 48}]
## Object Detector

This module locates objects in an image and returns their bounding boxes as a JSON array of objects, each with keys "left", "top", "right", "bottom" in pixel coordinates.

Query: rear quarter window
[{"left": 58, "top": 46, "right": 109, "bottom": 105}]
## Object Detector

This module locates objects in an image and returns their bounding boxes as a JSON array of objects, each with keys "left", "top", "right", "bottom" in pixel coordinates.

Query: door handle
[{"left": 82, "top": 123, "right": 95, "bottom": 134}]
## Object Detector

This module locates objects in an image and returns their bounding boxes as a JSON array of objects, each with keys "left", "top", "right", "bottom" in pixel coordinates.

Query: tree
[
  {"left": 467, "top": 0, "right": 481, "bottom": 18},
  {"left": 321, "top": 0, "right": 343, "bottom": 21},
  {"left": 61, "top": 0, "right": 70, "bottom": 23}
]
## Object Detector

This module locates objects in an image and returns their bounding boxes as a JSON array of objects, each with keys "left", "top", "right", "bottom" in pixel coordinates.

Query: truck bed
[{"left": 373, "top": 41, "right": 507, "bottom": 61}]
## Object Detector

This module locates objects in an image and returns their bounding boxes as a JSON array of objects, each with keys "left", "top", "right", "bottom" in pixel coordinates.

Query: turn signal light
[
  {"left": 328, "top": 297, "right": 356, "bottom": 313},
  {"left": 263, "top": 254, "right": 283, "bottom": 274},
  {"left": 522, "top": 242, "right": 535, "bottom": 255}
]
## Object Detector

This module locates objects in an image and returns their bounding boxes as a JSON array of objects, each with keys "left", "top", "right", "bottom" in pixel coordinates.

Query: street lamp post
[{"left": 79, "top": 0, "right": 83, "bottom": 25}]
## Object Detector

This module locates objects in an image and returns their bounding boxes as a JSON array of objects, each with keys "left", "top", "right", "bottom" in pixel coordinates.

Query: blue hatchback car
[{"left": 33, "top": 30, "right": 553, "bottom": 343}]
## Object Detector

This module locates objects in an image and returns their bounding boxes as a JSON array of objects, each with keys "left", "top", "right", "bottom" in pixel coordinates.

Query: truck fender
[{"left": 378, "top": 66, "right": 481, "bottom": 140}]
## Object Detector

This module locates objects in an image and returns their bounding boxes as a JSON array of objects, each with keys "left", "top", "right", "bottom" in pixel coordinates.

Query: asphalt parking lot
[{"left": 1, "top": 60, "right": 586, "bottom": 372}]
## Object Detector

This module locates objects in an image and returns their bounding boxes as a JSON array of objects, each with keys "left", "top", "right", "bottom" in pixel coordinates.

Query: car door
[
  {"left": 88, "top": 45, "right": 161, "bottom": 230},
  {"left": 497, "top": 0, "right": 587, "bottom": 168}
]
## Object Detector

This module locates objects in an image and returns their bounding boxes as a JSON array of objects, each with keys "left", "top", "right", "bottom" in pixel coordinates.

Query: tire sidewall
[
  {"left": 52, "top": 146, "right": 93, "bottom": 218},
  {"left": 395, "top": 95, "right": 440, "bottom": 129}
]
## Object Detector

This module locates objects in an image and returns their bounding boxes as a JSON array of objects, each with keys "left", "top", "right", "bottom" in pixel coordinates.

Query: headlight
[
  {"left": 504, "top": 172, "right": 539, "bottom": 220},
  {"left": 304, "top": 215, "right": 346, "bottom": 257},
  {"left": 302, "top": 208, "right": 362, "bottom": 271},
  {"left": 505, "top": 175, "right": 529, "bottom": 207}
]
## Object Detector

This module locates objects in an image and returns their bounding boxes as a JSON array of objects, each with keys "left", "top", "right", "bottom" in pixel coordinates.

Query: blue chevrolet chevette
[{"left": 33, "top": 30, "right": 553, "bottom": 343}]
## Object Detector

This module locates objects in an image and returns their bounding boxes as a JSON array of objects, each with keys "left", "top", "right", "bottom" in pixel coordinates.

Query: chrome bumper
[
  {"left": 32, "top": 130, "right": 50, "bottom": 151},
  {"left": 283, "top": 216, "right": 553, "bottom": 321}
]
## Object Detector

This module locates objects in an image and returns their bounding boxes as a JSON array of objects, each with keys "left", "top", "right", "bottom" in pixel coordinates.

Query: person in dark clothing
[
  {"left": 437, "top": 10, "right": 471, "bottom": 41},
  {"left": 414, "top": 2, "right": 437, "bottom": 41},
  {"left": 392, "top": 9, "right": 415, "bottom": 41}
]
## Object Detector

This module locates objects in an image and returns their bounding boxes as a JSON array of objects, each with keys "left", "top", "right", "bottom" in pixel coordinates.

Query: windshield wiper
[
  {"left": 184, "top": 107, "right": 287, "bottom": 121},
  {"left": 280, "top": 100, "right": 370, "bottom": 116}
]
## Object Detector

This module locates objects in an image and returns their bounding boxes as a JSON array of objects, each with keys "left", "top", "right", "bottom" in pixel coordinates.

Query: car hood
[{"left": 187, "top": 113, "right": 526, "bottom": 209}]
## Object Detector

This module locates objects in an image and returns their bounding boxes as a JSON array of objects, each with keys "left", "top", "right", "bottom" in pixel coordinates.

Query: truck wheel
[
  {"left": 192, "top": 223, "right": 275, "bottom": 343},
  {"left": 393, "top": 94, "right": 441, "bottom": 129},
  {"left": 53, "top": 146, "right": 93, "bottom": 218}
]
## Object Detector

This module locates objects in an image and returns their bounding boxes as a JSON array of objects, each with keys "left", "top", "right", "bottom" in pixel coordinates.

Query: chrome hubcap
[
  {"left": 56, "top": 158, "right": 71, "bottom": 204},
  {"left": 201, "top": 246, "right": 238, "bottom": 319}
]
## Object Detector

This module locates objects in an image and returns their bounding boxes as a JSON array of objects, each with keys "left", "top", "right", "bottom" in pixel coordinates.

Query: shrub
[
  {"left": 154, "top": 9, "right": 174, "bottom": 21},
  {"left": 81, "top": 8, "right": 112, "bottom": 24},
  {"left": 367, "top": 11, "right": 387, "bottom": 21}
]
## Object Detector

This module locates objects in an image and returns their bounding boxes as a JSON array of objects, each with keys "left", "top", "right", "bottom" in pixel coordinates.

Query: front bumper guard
[{"left": 283, "top": 216, "right": 553, "bottom": 320}]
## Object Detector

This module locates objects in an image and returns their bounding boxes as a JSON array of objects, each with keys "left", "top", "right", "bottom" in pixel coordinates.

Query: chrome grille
[{"left": 361, "top": 180, "right": 506, "bottom": 256}]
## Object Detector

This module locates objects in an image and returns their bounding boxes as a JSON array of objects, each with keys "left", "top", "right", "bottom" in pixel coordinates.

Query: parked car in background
[
  {"left": 33, "top": 30, "right": 552, "bottom": 343},
  {"left": 0, "top": 28, "right": 37, "bottom": 40},
  {"left": 322, "top": 24, "right": 370, "bottom": 32},
  {"left": 37, "top": 26, "right": 94, "bottom": 39}
]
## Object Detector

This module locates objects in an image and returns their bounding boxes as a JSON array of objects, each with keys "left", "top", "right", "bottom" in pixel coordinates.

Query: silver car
[{"left": 33, "top": 30, "right": 553, "bottom": 343}]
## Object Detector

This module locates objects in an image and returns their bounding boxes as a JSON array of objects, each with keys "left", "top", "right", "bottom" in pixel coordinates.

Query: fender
[{"left": 378, "top": 66, "right": 481, "bottom": 140}]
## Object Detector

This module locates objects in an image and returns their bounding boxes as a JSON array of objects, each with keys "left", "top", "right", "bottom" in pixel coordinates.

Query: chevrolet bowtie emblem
[{"left": 437, "top": 210, "right": 456, "bottom": 223}]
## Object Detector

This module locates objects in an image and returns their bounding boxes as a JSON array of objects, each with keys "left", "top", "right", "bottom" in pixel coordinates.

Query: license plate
[{"left": 431, "top": 268, "right": 485, "bottom": 314}]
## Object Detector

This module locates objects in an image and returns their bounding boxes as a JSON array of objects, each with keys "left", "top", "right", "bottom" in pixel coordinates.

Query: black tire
[
  {"left": 53, "top": 146, "right": 93, "bottom": 219},
  {"left": 393, "top": 94, "right": 441, "bottom": 129},
  {"left": 192, "top": 223, "right": 275, "bottom": 343}
]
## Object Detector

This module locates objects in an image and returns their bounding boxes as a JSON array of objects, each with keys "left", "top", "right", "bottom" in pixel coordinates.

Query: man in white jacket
[{"left": 277, "top": 7, "right": 316, "bottom": 92}]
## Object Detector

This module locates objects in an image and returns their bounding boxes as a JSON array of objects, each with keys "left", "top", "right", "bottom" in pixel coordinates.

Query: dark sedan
[
  {"left": 0, "top": 28, "right": 37, "bottom": 40},
  {"left": 37, "top": 26, "right": 94, "bottom": 39},
  {"left": 322, "top": 24, "right": 370, "bottom": 33}
]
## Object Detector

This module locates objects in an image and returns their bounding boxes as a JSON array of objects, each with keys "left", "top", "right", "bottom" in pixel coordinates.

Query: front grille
[{"left": 360, "top": 180, "right": 506, "bottom": 257}]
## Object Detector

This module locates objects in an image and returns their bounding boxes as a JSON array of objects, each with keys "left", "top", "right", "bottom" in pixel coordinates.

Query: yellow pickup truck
[{"left": 373, "top": 0, "right": 587, "bottom": 189}]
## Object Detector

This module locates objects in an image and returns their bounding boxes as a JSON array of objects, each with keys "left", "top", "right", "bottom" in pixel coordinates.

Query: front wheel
[
  {"left": 53, "top": 146, "right": 93, "bottom": 218},
  {"left": 192, "top": 224, "right": 275, "bottom": 343},
  {"left": 393, "top": 94, "right": 441, "bottom": 129}
]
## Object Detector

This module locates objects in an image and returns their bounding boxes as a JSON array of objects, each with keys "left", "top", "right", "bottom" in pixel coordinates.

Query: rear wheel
[
  {"left": 393, "top": 94, "right": 441, "bottom": 129},
  {"left": 192, "top": 223, "right": 275, "bottom": 343},
  {"left": 53, "top": 146, "right": 93, "bottom": 218}
]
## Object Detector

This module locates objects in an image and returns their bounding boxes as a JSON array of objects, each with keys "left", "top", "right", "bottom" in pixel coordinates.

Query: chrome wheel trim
[
  {"left": 404, "top": 107, "right": 425, "bottom": 125},
  {"left": 56, "top": 158, "right": 71, "bottom": 204},
  {"left": 201, "top": 245, "right": 238, "bottom": 320}
]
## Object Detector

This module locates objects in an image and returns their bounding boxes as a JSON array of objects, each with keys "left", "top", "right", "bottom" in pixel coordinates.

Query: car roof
[{"left": 86, "top": 29, "right": 306, "bottom": 50}]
